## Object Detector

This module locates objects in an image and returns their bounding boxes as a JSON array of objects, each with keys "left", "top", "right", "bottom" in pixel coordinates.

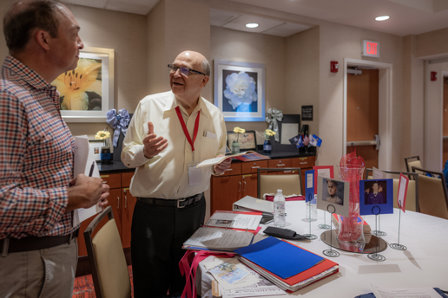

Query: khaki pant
[{"left": 0, "top": 240, "right": 78, "bottom": 298}]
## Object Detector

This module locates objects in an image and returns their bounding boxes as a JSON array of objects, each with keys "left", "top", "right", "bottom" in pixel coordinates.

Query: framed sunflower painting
[
  {"left": 214, "top": 60, "right": 265, "bottom": 122},
  {"left": 52, "top": 47, "right": 114, "bottom": 122}
]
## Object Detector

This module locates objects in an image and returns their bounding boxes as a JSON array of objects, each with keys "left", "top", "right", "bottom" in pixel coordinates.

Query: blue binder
[{"left": 235, "top": 236, "right": 323, "bottom": 279}]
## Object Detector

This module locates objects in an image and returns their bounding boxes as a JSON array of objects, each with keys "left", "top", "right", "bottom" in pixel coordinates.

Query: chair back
[
  {"left": 84, "top": 206, "right": 131, "bottom": 298},
  {"left": 412, "top": 166, "right": 448, "bottom": 219},
  {"left": 257, "top": 168, "right": 302, "bottom": 199},
  {"left": 405, "top": 156, "right": 422, "bottom": 173}
]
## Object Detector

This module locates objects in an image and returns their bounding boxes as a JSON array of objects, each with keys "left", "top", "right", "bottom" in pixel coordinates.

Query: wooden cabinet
[
  {"left": 210, "top": 156, "right": 315, "bottom": 214},
  {"left": 77, "top": 171, "right": 135, "bottom": 256}
]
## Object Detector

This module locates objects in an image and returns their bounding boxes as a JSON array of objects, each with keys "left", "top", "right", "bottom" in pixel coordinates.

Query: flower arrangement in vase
[
  {"left": 95, "top": 129, "right": 112, "bottom": 163},
  {"left": 263, "top": 129, "right": 276, "bottom": 154},
  {"left": 232, "top": 127, "right": 245, "bottom": 154}
]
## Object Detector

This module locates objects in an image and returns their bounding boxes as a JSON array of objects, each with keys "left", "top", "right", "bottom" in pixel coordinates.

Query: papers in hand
[
  {"left": 72, "top": 135, "right": 101, "bottom": 226},
  {"left": 196, "top": 151, "right": 269, "bottom": 168}
]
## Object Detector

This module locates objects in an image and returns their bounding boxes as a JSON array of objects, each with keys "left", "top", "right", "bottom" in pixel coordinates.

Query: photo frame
[
  {"left": 214, "top": 60, "right": 265, "bottom": 122},
  {"left": 359, "top": 179, "right": 394, "bottom": 215},
  {"left": 227, "top": 130, "right": 257, "bottom": 151},
  {"left": 313, "top": 165, "right": 334, "bottom": 194},
  {"left": 317, "top": 177, "right": 350, "bottom": 217},
  {"left": 52, "top": 47, "right": 115, "bottom": 122},
  {"left": 279, "top": 114, "right": 301, "bottom": 145},
  {"left": 89, "top": 140, "right": 105, "bottom": 161}
]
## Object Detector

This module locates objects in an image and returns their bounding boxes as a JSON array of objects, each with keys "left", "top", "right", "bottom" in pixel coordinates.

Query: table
[{"left": 197, "top": 201, "right": 448, "bottom": 297}]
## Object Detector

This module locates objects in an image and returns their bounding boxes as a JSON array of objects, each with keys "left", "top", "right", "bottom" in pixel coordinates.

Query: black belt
[
  {"left": 138, "top": 193, "right": 203, "bottom": 209},
  {"left": 1, "top": 229, "right": 79, "bottom": 255}
]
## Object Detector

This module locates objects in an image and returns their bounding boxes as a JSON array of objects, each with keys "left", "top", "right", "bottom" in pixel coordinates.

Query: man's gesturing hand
[{"left": 143, "top": 121, "right": 168, "bottom": 159}]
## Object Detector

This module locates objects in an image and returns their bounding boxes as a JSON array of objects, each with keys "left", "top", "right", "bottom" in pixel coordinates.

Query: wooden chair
[
  {"left": 257, "top": 168, "right": 302, "bottom": 199},
  {"left": 404, "top": 156, "right": 422, "bottom": 174},
  {"left": 84, "top": 206, "right": 132, "bottom": 298},
  {"left": 411, "top": 166, "right": 448, "bottom": 219},
  {"left": 365, "top": 168, "right": 419, "bottom": 212}
]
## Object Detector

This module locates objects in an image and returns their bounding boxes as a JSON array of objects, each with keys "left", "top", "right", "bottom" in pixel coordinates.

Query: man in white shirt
[{"left": 122, "top": 50, "right": 231, "bottom": 297}]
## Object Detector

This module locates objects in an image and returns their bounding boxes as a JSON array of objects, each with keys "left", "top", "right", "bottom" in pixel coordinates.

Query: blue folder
[{"left": 235, "top": 236, "right": 324, "bottom": 279}]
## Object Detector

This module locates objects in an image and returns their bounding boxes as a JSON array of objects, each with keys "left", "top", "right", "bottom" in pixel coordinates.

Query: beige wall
[
  {"left": 210, "top": 26, "right": 286, "bottom": 140},
  {"left": 2, "top": 0, "right": 448, "bottom": 172},
  {"left": 285, "top": 27, "right": 320, "bottom": 136},
  {"left": 317, "top": 22, "right": 403, "bottom": 171}
]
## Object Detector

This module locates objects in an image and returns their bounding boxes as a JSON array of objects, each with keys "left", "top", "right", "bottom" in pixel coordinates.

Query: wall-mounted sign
[
  {"left": 362, "top": 40, "right": 380, "bottom": 58},
  {"left": 301, "top": 105, "right": 313, "bottom": 121}
]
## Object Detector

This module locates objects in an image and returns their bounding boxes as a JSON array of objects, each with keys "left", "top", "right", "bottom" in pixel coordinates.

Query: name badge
[{"left": 188, "top": 163, "right": 202, "bottom": 186}]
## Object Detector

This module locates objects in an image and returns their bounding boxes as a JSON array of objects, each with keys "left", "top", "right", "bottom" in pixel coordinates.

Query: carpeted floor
[{"left": 72, "top": 265, "right": 133, "bottom": 297}]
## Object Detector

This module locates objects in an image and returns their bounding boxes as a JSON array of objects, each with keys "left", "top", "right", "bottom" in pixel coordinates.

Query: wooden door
[
  {"left": 242, "top": 174, "right": 258, "bottom": 197},
  {"left": 443, "top": 77, "right": 448, "bottom": 164},
  {"left": 121, "top": 187, "right": 136, "bottom": 248},
  {"left": 347, "top": 68, "right": 379, "bottom": 169}
]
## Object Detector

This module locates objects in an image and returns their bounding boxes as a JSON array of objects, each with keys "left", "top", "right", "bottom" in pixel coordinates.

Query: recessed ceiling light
[
  {"left": 375, "top": 15, "right": 390, "bottom": 21},
  {"left": 245, "top": 22, "right": 259, "bottom": 29}
]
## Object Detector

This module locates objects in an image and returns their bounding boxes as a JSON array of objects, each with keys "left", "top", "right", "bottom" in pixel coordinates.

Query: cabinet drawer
[
  {"left": 292, "top": 156, "right": 316, "bottom": 168},
  {"left": 241, "top": 160, "right": 268, "bottom": 174},
  {"left": 100, "top": 173, "right": 121, "bottom": 189},
  {"left": 268, "top": 158, "right": 294, "bottom": 168},
  {"left": 121, "top": 171, "right": 134, "bottom": 188},
  {"left": 221, "top": 162, "right": 242, "bottom": 176}
]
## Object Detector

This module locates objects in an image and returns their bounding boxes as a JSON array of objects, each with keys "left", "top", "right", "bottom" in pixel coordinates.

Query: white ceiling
[{"left": 61, "top": 0, "right": 448, "bottom": 37}]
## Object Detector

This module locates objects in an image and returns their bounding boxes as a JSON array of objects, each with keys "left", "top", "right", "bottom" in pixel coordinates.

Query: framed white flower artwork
[
  {"left": 52, "top": 47, "right": 115, "bottom": 122},
  {"left": 214, "top": 60, "right": 265, "bottom": 121}
]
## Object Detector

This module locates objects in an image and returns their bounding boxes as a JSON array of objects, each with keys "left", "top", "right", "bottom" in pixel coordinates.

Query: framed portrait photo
[
  {"left": 52, "top": 47, "right": 115, "bottom": 122},
  {"left": 214, "top": 60, "right": 265, "bottom": 122},
  {"left": 313, "top": 165, "right": 334, "bottom": 194},
  {"left": 317, "top": 177, "right": 350, "bottom": 217},
  {"left": 227, "top": 130, "right": 257, "bottom": 151},
  {"left": 359, "top": 179, "right": 393, "bottom": 215},
  {"left": 89, "top": 140, "right": 105, "bottom": 161}
]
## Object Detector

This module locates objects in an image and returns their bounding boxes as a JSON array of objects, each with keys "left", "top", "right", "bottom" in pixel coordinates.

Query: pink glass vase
[{"left": 337, "top": 152, "right": 366, "bottom": 246}]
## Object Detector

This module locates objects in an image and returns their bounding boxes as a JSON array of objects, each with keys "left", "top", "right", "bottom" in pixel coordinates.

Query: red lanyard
[{"left": 175, "top": 106, "right": 200, "bottom": 152}]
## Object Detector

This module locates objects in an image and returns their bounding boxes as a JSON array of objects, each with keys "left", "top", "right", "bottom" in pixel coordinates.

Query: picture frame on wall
[
  {"left": 214, "top": 60, "right": 265, "bottom": 122},
  {"left": 52, "top": 47, "right": 115, "bottom": 123},
  {"left": 227, "top": 130, "right": 257, "bottom": 151}
]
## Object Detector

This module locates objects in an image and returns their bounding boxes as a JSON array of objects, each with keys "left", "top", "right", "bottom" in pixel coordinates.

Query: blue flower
[{"left": 223, "top": 72, "right": 257, "bottom": 111}]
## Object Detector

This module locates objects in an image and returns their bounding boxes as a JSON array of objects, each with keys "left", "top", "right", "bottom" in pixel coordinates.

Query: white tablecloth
[{"left": 197, "top": 201, "right": 448, "bottom": 297}]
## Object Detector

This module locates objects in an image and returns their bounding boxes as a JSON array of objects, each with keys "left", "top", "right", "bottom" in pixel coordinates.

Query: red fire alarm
[
  {"left": 431, "top": 71, "right": 437, "bottom": 81},
  {"left": 330, "top": 61, "right": 339, "bottom": 73}
]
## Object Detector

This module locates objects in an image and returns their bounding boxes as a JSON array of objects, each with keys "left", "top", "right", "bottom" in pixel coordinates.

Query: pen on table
[{"left": 88, "top": 161, "right": 95, "bottom": 177}]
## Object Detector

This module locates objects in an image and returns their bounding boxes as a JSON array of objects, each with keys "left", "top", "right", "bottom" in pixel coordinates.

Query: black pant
[{"left": 131, "top": 195, "right": 205, "bottom": 297}]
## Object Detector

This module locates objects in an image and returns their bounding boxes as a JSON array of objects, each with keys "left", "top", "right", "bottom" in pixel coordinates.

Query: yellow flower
[
  {"left": 265, "top": 129, "right": 276, "bottom": 137},
  {"left": 95, "top": 130, "right": 111, "bottom": 140},
  {"left": 52, "top": 58, "right": 102, "bottom": 110},
  {"left": 233, "top": 127, "right": 246, "bottom": 134}
]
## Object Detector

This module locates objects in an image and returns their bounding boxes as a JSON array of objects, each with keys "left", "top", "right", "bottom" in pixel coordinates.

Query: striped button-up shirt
[{"left": 0, "top": 56, "right": 74, "bottom": 238}]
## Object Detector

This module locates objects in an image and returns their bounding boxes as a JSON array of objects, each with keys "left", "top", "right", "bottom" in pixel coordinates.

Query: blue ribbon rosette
[{"left": 106, "top": 108, "right": 130, "bottom": 147}]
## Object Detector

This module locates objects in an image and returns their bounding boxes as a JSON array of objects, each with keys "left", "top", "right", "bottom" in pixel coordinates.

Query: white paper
[
  {"left": 372, "top": 285, "right": 441, "bottom": 298},
  {"left": 206, "top": 211, "right": 262, "bottom": 230},
  {"left": 183, "top": 227, "right": 254, "bottom": 251},
  {"left": 72, "top": 135, "right": 101, "bottom": 226}
]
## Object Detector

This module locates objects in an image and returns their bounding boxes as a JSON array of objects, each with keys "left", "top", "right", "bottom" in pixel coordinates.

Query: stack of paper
[
  {"left": 235, "top": 237, "right": 339, "bottom": 292},
  {"left": 182, "top": 210, "right": 263, "bottom": 252}
]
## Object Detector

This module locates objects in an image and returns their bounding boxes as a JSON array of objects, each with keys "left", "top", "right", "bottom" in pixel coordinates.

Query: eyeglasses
[{"left": 167, "top": 64, "right": 206, "bottom": 76}]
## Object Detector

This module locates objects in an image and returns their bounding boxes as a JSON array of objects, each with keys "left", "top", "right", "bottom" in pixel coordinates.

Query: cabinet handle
[
  {"left": 123, "top": 189, "right": 128, "bottom": 209},
  {"left": 238, "top": 181, "right": 242, "bottom": 192},
  {"left": 242, "top": 179, "right": 246, "bottom": 193},
  {"left": 117, "top": 196, "right": 120, "bottom": 209},
  {"left": 299, "top": 162, "right": 308, "bottom": 165},
  {"left": 224, "top": 168, "right": 233, "bottom": 172},
  {"left": 277, "top": 163, "right": 286, "bottom": 167},
  {"left": 251, "top": 166, "right": 260, "bottom": 169}
]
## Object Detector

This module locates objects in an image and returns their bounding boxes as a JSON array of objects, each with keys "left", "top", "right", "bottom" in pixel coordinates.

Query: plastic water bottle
[{"left": 274, "top": 189, "right": 286, "bottom": 227}]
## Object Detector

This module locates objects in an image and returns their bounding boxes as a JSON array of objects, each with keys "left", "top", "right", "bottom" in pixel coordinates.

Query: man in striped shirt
[{"left": 0, "top": 1, "right": 110, "bottom": 297}]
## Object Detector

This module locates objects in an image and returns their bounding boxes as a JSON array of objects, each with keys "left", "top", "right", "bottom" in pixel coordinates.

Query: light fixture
[
  {"left": 245, "top": 22, "right": 259, "bottom": 29},
  {"left": 375, "top": 15, "right": 390, "bottom": 21}
]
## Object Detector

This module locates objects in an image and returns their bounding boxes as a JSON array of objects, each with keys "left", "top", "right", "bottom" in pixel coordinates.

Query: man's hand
[
  {"left": 143, "top": 121, "right": 168, "bottom": 159},
  {"left": 213, "top": 156, "right": 232, "bottom": 175},
  {"left": 66, "top": 174, "right": 110, "bottom": 212}
]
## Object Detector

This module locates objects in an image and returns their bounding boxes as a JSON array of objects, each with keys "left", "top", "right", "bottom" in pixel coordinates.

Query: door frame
[{"left": 343, "top": 58, "right": 393, "bottom": 170}]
